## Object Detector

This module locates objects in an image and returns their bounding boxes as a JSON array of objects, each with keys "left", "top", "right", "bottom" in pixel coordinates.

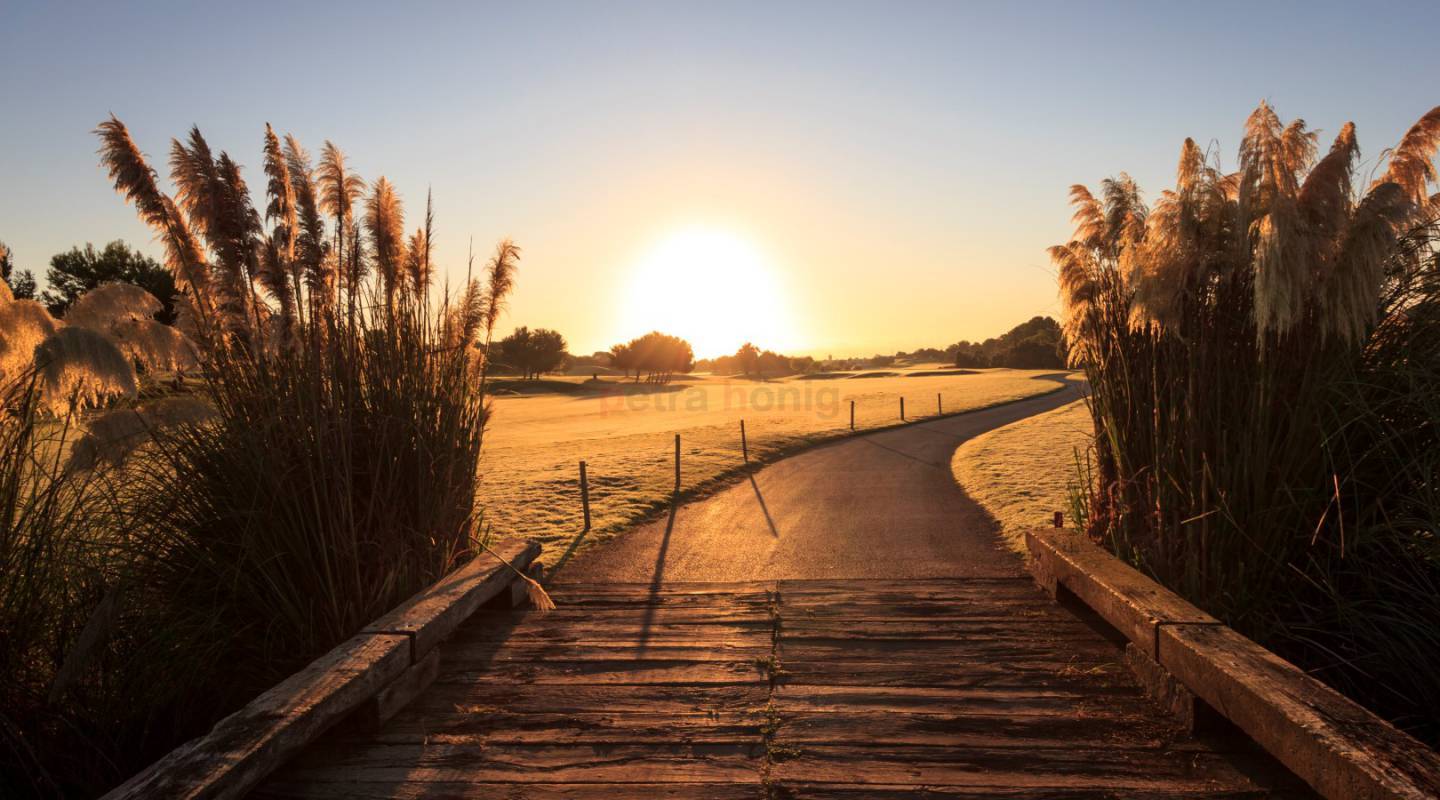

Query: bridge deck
[{"left": 257, "top": 578, "right": 1306, "bottom": 798}]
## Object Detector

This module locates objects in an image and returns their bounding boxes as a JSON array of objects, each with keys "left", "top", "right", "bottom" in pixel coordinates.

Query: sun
[{"left": 618, "top": 227, "right": 800, "bottom": 359}]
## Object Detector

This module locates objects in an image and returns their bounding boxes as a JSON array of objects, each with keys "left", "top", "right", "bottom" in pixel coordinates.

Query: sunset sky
[{"left": 3, "top": 1, "right": 1438, "bottom": 358}]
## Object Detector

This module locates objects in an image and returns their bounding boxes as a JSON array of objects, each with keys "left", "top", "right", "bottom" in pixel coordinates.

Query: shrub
[
  {"left": 1054, "top": 102, "right": 1440, "bottom": 739},
  {"left": 0, "top": 117, "right": 520, "bottom": 797}
]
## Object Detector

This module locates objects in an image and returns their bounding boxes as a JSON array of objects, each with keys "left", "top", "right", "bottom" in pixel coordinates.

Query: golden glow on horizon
[{"left": 618, "top": 227, "right": 800, "bottom": 359}]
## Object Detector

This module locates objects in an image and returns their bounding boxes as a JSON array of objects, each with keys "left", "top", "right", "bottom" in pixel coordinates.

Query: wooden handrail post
[
  {"left": 740, "top": 419, "right": 748, "bottom": 463},
  {"left": 579, "top": 460, "right": 591, "bottom": 531}
]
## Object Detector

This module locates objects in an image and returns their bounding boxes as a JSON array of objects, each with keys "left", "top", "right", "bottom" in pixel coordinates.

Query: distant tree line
[
  {"left": 947, "top": 316, "right": 1066, "bottom": 369},
  {"left": 697, "top": 342, "right": 816, "bottom": 378}
]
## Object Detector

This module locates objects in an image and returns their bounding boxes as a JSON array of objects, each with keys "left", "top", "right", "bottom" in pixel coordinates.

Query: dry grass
[
  {"left": 480, "top": 367, "right": 1065, "bottom": 560},
  {"left": 951, "top": 397, "right": 1091, "bottom": 553}
]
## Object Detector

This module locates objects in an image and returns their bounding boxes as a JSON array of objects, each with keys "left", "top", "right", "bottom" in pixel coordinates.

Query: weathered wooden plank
[
  {"left": 1160, "top": 623, "right": 1440, "bottom": 800},
  {"left": 355, "top": 711, "right": 763, "bottom": 744},
  {"left": 1025, "top": 528, "right": 1219, "bottom": 660},
  {"left": 772, "top": 683, "right": 1161, "bottom": 715},
  {"left": 269, "top": 742, "right": 764, "bottom": 784},
  {"left": 438, "top": 656, "right": 769, "bottom": 685},
  {"left": 257, "top": 781, "right": 761, "bottom": 799},
  {"left": 548, "top": 582, "right": 775, "bottom": 603},
  {"left": 778, "top": 658, "right": 1129, "bottom": 690},
  {"left": 777, "top": 592, "right": 1052, "bottom": 610},
  {"left": 772, "top": 709, "right": 1189, "bottom": 750},
  {"left": 776, "top": 577, "right": 1037, "bottom": 594},
  {"left": 445, "top": 640, "right": 773, "bottom": 663},
  {"left": 767, "top": 785, "right": 1277, "bottom": 799},
  {"left": 363, "top": 539, "right": 540, "bottom": 661},
  {"left": 414, "top": 682, "right": 768, "bottom": 715},
  {"left": 454, "top": 622, "right": 771, "bottom": 647},
  {"left": 769, "top": 744, "right": 1286, "bottom": 792},
  {"left": 102, "top": 633, "right": 410, "bottom": 800},
  {"left": 350, "top": 646, "right": 442, "bottom": 731},
  {"left": 783, "top": 618, "right": 1094, "bottom": 638},
  {"left": 552, "top": 580, "right": 776, "bottom": 595},
  {"left": 777, "top": 630, "right": 1123, "bottom": 656},
  {"left": 457, "top": 607, "right": 774, "bottom": 639}
]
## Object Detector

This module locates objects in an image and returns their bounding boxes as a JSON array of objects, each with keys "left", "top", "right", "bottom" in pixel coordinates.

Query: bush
[
  {"left": 1054, "top": 102, "right": 1440, "bottom": 740},
  {"left": 0, "top": 117, "right": 520, "bottom": 797}
]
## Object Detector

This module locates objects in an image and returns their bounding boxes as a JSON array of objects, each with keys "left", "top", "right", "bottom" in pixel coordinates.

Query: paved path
[{"left": 563, "top": 373, "right": 1083, "bottom": 583}]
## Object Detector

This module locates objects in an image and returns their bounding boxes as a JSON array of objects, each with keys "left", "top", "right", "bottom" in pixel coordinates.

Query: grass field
[
  {"left": 951, "top": 396, "right": 1092, "bottom": 553},
  {"left": 479, "top": 367, "right": 1067, "bottom": 563}
]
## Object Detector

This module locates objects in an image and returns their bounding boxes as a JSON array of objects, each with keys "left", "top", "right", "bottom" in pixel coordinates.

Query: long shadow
[
  {"left": 635, "top": 497, "right": 679, "bottom": 657},
  {"left": 858, "top": 436, "right": 949, "bottom": 469},
  {"left": 748, "top": 473, "right": 780, "bottom": 538}
]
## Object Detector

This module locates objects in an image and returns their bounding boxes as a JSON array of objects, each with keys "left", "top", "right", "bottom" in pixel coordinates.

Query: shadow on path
[
  {"left": 636, "top": 498, "right": 679, "bottom": 656},
  {"left": 858, "top": 435, "right": 948, "bottom": 469},
  {"left": 748, "top": 474, "right": 780, "bottom": 539}
]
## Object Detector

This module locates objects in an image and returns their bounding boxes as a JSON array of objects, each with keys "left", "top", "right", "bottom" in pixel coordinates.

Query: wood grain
[{"left": 257, "top": 578, "right": 1310, "bottom": 798}]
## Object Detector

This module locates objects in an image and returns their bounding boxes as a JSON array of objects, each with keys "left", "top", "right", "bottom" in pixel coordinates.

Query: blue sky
[{"left": 2, "top": 1, "right": 1437, "bottom": 356}]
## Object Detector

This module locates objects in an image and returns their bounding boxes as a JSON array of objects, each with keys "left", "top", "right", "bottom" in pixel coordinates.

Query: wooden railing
[
  {"left": 102, "top": 539, "right": 540, "bottom": 800},
  {"left": 1027, "top": 528, "right": 1440, "bottom": 800}
]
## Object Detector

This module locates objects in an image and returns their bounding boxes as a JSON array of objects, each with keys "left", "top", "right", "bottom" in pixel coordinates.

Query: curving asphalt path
[{"left": 561, "top": 373, "right": 1084, "bottom": 584}]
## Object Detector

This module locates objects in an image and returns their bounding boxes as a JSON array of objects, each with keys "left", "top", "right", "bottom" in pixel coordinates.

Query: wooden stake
[
  {"left": 579, "top": 460, "right": 591, "bottom": 531},
  {"left": 937, "top": 393, "right": 942, "bottom": 415},
  {"left": 674, "top": 433, "right": 681, "bottom": 493},
  {"left": 900, "top": 396, "right": 906, "bottom": 421},
  {"left": 1053, "top": 511, "right": 1064, "bottom": 528},
  {"left": 849, "top": 400, "right": 855, "bottom": 430},
  {"left": 740, "top": 419, "right": 748, "bottom": 463}
]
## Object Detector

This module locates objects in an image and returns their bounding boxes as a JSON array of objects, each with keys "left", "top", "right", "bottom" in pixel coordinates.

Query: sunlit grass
[{"left": 951, "top": 397, "right": 1091, "bottom": 553}]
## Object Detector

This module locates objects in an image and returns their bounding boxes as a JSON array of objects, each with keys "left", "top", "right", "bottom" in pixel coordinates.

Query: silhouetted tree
[
  {"left": 609, "top": 342, "right": 635, "bottom": 379},
  {"left": 736, "top": 342, "right": 759, "bottom": 377},
  {"left": 497, "top": 326, "right": 568, "bottom": 379},
  {"left": 950, "top": 316, "right": 1065, "bottom": 368},
  {"left": 0, "top": 241, "right": 37, "bottom": 299},
  {"left": 42, "top": 241, "right": 178, "bottom": 322},
  {"left": 611, "top": 331, "right": 694, "bottom": 383}
]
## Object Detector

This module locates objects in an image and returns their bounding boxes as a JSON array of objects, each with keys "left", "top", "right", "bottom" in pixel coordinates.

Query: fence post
[
  {"left": 579, "top": 460, "right": 591, "bottom": 531},
  {"left": 740, "top": 419, "right": 748, "bottom": 463},
  {"left": 900, "top": 396, "right": 906, "bottom": 421},
  {"left": 1053, "top": 511, "right": 1064, "bottom": 528},
  {"left": 674, "top": 433, "right": 681, "bottom": 493},
  {"left": 849, "top": 400, "right": 855, "bottom": 430},
  {"left": 937, "top": 393, "right": 942, "bottom": 415}
]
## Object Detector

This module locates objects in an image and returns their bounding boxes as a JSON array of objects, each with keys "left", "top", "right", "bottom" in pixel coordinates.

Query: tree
[
  {"left": 497, "top": 326, "right": 568, "bottom": 379},
  {"left": 609, "top": 342, "right": 635, "bottom": 380},
  {"left": 949, "top": 316, "right": 1065, "bottom": 369},
  {"left": 735, "top": 342, "right": 759, "bottom": 377},
  {"left": 757, "top": 349, "right": 788, "bottom": 378},
  {"left": 42, "top": 241, "right": 178, "bottom": 322},
  {"left": 610, "top": 331, "right": 694, "bottom": 383},
  {"left": 0, "top": 240, "right": 37, "bottom": 299}
]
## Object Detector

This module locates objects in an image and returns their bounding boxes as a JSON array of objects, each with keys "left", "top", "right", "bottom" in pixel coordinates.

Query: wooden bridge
[
  {"left": 250, "top": 573, "right": 1306, "bottom": 798},
  {"left": 105, "top": 392, "right": 1440, "bottom": 799}
]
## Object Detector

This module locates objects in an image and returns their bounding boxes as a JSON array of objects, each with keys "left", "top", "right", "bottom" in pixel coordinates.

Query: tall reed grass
[
  {"left": 0, "top": 118, "right": 519, "bottom": 797},
  {"left": 1055, "top": 102, "right": 1440, "bottom": 739}
]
